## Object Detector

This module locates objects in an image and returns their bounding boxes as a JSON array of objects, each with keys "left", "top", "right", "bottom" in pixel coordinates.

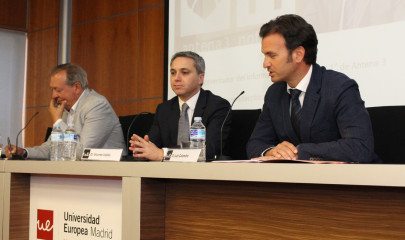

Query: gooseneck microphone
[
  {"left": 216, "top": 91, "right": 245, "bottom": 160},
  {"left": 12, "top": 111, "right": 40, "bottom": 160}
]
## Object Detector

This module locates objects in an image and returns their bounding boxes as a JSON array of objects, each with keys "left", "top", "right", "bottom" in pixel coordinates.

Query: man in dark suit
[
  {"left": 247, "top": 14, "right": 380, "bottom": 163},
  {"left": 129, "top": 51, "right": 231, "bottom": 161}
]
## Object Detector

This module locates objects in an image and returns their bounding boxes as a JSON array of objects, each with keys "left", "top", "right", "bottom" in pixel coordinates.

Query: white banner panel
[
  {"left": 168, "top": 0, "right": 405, "bottom": 108},
  {"left": 29, "top": 176, "right": 122, "bottom": 240}
]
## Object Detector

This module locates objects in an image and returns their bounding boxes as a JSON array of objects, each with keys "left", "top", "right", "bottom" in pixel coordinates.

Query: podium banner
[{"left": 29, "top": 176, "right": 122, "bottom": 240}]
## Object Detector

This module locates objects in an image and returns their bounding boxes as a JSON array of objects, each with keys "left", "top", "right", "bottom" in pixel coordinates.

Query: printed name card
[
  {"left": 81, "top": 148, "right": 123, "bottom": 161},
  {"left": 163, "top": 148, "right": 201, "bottom": 162}
]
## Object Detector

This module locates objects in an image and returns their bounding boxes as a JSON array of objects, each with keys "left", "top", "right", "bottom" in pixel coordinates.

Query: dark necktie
[
  {"left": 177, "top": 103, "right": 190, "bottom": 146},
  {"left": 290, "top": 89, "right": 302, "bottom": 138}
]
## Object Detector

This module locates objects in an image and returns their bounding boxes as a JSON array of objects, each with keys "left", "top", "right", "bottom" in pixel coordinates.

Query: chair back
[
  {"left": 228, "top": 109, "right": 261, "bottom": 160},
  {"left": 119, "top": 112, "right": 155, "bottom": 155},
  {"left": 367, "top": 106, "right": 405, "bottom": 164}
]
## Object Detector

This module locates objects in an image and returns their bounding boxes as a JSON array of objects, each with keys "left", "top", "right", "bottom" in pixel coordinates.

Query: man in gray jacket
[{"left": 7, "top": 63, "right": 126, "bottom": 159}]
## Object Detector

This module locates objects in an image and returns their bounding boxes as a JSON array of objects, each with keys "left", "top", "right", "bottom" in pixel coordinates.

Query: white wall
[{"left": 0, "top": 29, "right": 27, "bottom": 148}]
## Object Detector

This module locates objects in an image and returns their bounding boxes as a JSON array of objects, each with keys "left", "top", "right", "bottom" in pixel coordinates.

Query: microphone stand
[
  {"left": 11, "top": 112, "right": 39, "bottom": 160},
  {"left": 216, "top": 91, "right": 245, "bottom": 160}
]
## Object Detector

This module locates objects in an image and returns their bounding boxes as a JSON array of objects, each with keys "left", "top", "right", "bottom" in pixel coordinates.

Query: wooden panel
[
  {"left": 9, "top": 173, "right": 30, "bottom": 240},
  {"left": 26, "top": 29, "right": 58, "bottom": 107},
  {"left": 112, "top": 98, "right": 162, "bottom": 116},
  {"left": 165, "top": 180, "right": 405, "bottom": 240},
  {"left": 71, "top": 1, "right": 165, "bottom": 116},
  {"left": 0, "top": 0, "right": 27, "bottom": 31},
  {"left": 25, "top": 27, "right": 58, "bottom": 147},
  {"left": 25, "top": 0, "right": 59, "bottom": 147},
  {"left": 71, "top": 14, "right": 139, "bottom": 107},
  {"left": 140, "top": 179, "right": 166, "bottom": 239},
  {"left": 72, "top": 0, "right": 138, "bottom": 25},
  {"left": 137, "top": 5, "right": 165, "bottom": 103},
  {"left": 139, "top": 0, "right": 164, "bottom": 9},
  {"left": 28, "top": 0, "right": 59, "bottom": 32},
  {"left": 72, "top": 0, "right": 164, "bottom": 27},
  {"left": 0, "top": 173, "right": 5, "bottom": 239}
]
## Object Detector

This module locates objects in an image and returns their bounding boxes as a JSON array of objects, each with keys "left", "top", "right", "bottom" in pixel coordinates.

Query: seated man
[
  {"left": 129, "top": 51, "right": 231, "bottom": 161},
  {"left": 247, "top": 14, "right": 380, "bottom": 163},
  {"left": 6, "top": 63, "right": 126, "bottom": 159}
]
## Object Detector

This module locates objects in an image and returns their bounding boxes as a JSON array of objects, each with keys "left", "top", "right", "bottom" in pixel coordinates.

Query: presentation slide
[{"left": 168, "top": 0, "right": 405, "bottom": 109}]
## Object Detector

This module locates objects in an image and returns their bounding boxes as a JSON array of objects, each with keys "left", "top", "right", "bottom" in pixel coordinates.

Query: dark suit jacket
[
  {"left": 247, "top": 64, "right": 380, "bottom": 163},
  {"left": 148, "top": 89, "right": 231, "bottom": 160}
]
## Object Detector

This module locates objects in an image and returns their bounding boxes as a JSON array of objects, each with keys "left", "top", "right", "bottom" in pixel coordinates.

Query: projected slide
[{"left": 168, "top": 0, "right": 405, "bottom": 109}]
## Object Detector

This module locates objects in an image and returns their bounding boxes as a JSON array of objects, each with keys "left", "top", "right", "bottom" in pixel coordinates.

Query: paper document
[{"left": 212, "top": 159, "right": 350, "bottom": 164}]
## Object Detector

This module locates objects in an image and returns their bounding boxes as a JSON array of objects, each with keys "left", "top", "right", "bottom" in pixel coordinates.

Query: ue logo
[{"left": 37, "top": 209, "right": 54, "bottom": 240}]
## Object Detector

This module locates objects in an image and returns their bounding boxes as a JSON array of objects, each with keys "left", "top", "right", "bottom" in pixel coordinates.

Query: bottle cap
[{"left": 194, "top": 117, "right": 202, "bottom": 121}]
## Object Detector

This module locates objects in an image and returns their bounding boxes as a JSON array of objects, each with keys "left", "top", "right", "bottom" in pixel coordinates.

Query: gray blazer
[{"left": 27, "top": 89, "right": 126, "bottom": 159}]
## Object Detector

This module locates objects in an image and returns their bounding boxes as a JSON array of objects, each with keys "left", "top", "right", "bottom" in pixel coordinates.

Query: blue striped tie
[{"left": 290, "top": 89, "right": 302, "bottom": 138}]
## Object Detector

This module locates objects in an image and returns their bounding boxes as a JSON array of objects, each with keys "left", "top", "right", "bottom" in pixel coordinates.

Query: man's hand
[
  {"left": 264, "top": 141, "right": 298, "bottom": 160},
  {"left": 49, "top": 98, "right": 66, "bottom": 123},
  {"left": 5, "top": 144, "right": 25, "bottom": 159},
  {"left": 129, "top": 134, "right": 163, "bottom": 161}
]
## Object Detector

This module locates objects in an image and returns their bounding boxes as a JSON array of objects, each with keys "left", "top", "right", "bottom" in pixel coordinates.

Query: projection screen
[{"left": 167, "top": 0, "right": 405, "bottom": 109}]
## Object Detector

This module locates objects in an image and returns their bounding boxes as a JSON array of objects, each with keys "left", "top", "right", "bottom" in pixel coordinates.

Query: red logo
[{"left": 37, "top": 209, "right": 53, "bottom": 240}]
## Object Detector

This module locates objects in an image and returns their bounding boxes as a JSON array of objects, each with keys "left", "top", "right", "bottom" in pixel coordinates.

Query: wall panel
[
  {"left": 26, "top": 29, "right": 58, "bottom": 108},
  {"left": 24, "top": 0, "right": 59, "bottom": 147},
  {"left": 113, "top": 98, "right": 162, "bottom": 117},
  {"left": 137, "top": 4, "right": 165, "bottom": 102},
  {"left": 72, "top": 0, "right": 138, "bottom": 24},
  {"left": 0, "top": 0, "right": 27, "bottom": 31},
  {"left": 71, "top": 13, "right": 139, "bottom": 104},
  {"left": 71, "top": 0, "right": 165, "bottom": 117},
  {"left": 28, "top": 0, "right": 59, "bottom": 32}
]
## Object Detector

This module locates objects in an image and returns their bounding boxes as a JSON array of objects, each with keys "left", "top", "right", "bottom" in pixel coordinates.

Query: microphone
[
  {"left": 216, "top": 91, "right": 245, "bottom": 160},
  {"left": 11, "top": 111, "right": 40, "bottom": 160}
]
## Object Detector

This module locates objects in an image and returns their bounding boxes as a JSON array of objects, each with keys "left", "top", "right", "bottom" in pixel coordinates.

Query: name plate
[
  {"left": 164, "top": 148, "right": 201, "bottom": 162},
  {"left": 81, "top": 148, "right": 123, "bottom": 161}
]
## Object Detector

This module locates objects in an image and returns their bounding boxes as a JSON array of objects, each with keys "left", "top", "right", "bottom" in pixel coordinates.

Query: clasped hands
[
  {"left": 253, "top": 141, "right": 298, "bottom": 161},
  {"left": 129, "top": 134, "right": 163, "bottom": 161}
]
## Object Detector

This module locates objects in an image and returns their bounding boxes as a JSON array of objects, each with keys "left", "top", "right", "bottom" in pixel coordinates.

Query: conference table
[{"left": 2, "top": 160, "right": 405, "bottom": 239}]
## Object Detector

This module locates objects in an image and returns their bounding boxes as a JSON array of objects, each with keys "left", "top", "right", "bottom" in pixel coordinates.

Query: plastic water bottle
[
  {"left": 63, "top": 123, "right": 78, "bottom": 161},
  {"left": 190, "top": 117, "right": 206, "bottom": 162},
  {"left": 50, "top": 125, "right": 64, "bottom": 160},
  {"left": 0, "top": 135, "right": 3, "bottom": 158}
]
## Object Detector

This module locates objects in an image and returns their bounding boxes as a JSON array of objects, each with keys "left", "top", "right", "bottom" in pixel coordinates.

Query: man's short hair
[
  {"left": 50, "top": 63, "right": 88, "bottom": 89},
  {"left": 259, "top": 14, "right": 318, "bottom": 64},
  {"left": 170, "top": 51, "right": 205, "bottom": 74}
]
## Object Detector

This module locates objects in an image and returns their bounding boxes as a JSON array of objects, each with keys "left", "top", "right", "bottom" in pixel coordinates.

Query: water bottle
[
  {"left": 190, "top": 117, "right": 206, "bottom": 162},
  {"left": 50, "top": 125, "right": 64, "bottom": 160},
  {"left": 0, "top": 135, "right": 3, "bottom": 158},
  {"left": 63, "top": 123, "right": 78, "bottom": 161}
]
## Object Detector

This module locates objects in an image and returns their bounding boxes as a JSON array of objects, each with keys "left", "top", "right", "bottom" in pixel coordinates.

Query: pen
[{"left": 7, "top": 137, "right": 12, "bottom": 153}]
